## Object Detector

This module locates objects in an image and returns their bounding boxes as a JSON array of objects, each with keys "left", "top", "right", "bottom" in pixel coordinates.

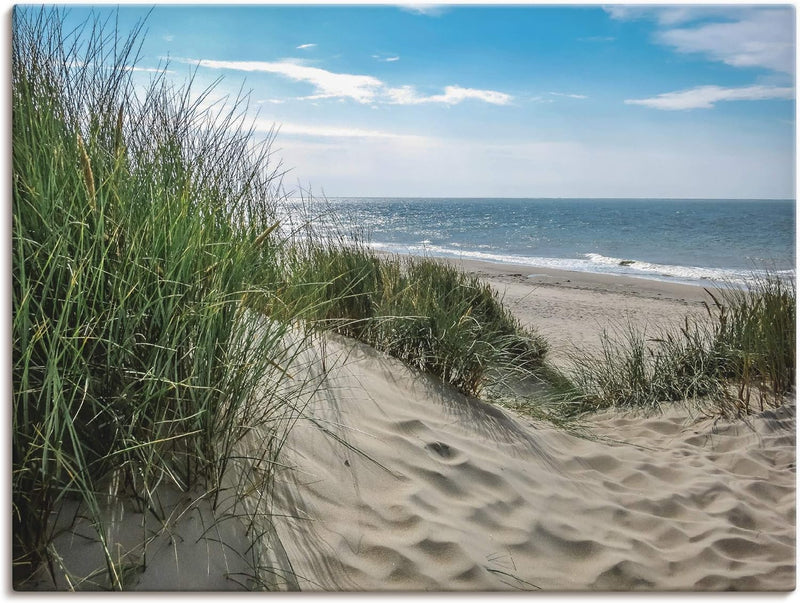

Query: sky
[{"left": 51, "top": 4, "right": 796, "bottom": 199}]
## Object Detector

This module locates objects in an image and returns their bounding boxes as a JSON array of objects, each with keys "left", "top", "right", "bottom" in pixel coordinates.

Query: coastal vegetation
[
  {"left": 12, "top": 9, "right": 303, "bottom": 587},
  {"left": 266, "top": 236, "right": 548, "bottom": 398},
  {"left": 12, "top": 8, "right": 794, "bottom": 591},
  {"left": 566, "top": 273, "right": 795, "bottom": 417},
  {"left": 11, "top": 9, "right": 548, "bottom": 588}
]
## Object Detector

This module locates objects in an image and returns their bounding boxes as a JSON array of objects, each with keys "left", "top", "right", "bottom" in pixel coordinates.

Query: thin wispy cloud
[
  {"left": 296, "top": 43, "right": 317, "bottom": 50},
  {"left": 254, "top": 118, "right": 428, "bottom": 142},
  {"left": 373, "top": 54, "right": 400, "bottom": 62},
  {"left": 174, "top": 57, "right": 512, "bottom": 106},
  {"left": 72, "top": 60, "right": 173, "bottom": 75},
  {"left": 549, "top": 92, "right": 588, "bottom": 99},
  {"left": 386, "top": 85, "right": 512, "bottom": 106},
  {"left": 604, "top": 6, "right": 744, "bottom": 27},
  {"left": 657, "top": 8, "right": 794, "bottom": 74},
  {"left": 625, "top": 85, "right": 794, "bottom": 110},
  {"left": 178, "top": 57, "right": 384, "bottom": 103},
  {"left": 124, "top": 65, "right": 173, "bottom": 74}
]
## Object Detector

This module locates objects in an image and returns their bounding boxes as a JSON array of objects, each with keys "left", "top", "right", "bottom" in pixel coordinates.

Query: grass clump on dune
[
  {"left": 13, "top": 8, "right": 301, "bottom": 588},
  {"left": 565, "top": 273, "right": 795, "bottom": 417},
  {"left": 707, "top": 275, "right": 795, "bottom": 405},
  {"left": 269, "top": 237, "right": 549, "bottom": 399}
]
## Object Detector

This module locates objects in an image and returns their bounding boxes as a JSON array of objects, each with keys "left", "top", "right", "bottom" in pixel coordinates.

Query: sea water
[{"left": 284, "top": 198, "right": 795, "bottom": 286}]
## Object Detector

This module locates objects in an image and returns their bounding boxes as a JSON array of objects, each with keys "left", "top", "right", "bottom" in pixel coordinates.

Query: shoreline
[
  {"left": 447, "top": 256, "right": 714, "bottom": 303},
  {"left": 386, "top": 253, "right": 712, "bottom": 366}
]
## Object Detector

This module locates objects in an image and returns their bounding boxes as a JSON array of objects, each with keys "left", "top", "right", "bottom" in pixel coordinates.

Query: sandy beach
[
  {"left": 259, "top": 261, "right": 795, "bottom": 591},
  {"left": 447, "top": 257, "right": 712, "bottom": 365}
]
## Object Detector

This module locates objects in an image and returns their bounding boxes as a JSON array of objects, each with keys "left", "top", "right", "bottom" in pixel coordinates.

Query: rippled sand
[{"left": 265, "top": 334, "right": 795, "bottom": 591}]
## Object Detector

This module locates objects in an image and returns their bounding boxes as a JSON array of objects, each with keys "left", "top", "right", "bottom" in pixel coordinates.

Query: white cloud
[
  {"left": 625, "top": 85, "right": 794, "bottom": 110},
  {"left": 296, "top": 43, "right": 317, "bottom": 50},
  {"left": 253, "top": 118, "right": 429, "bottom": 142},
  {"left": 657, "top": 8, "right": 795, "bottom": 74},
  {"left": 373, "top": 54, "right": 400, "bottom": 62},
  {"left": 73, "top": 61, "right": 172, "bottom": 74},
  {"left": 177, "top": 58, "right": 384, "bottom": 103},
  {"left": 386, "top": 84, "right": 512, "bottom": 105},
  {"left": 127, "top": 66, "right": 173, "bottom": 74},
  {"left": 549, "top": 92, "right": 588, "bottom": 99},
  {"left": 603, "top": 6, "right": 641, "bottom": 21},
  {"left": 604, "top": 6, "right": 748, "bottom": 26},
  {"left": 606, "top": 6, "right": 795, "bottom": 74},
  {"left": 174, "top": 57, "right": 512, "bottom": 106}
]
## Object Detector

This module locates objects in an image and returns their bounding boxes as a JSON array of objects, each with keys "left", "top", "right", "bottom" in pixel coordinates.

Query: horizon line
[{"left": 312, "top": 196, "right": 796, "bottom": 202}]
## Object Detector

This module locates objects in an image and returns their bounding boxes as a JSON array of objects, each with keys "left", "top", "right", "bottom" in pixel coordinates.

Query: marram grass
[
  {"left": 563, "top": 273, "right": 795, "bottom": 417},
  {"left": 12, "top": 8, "right": 301, "bottom": 588},
  {"left": 265, "top": 233, "right": 549, "bottom": 399}
]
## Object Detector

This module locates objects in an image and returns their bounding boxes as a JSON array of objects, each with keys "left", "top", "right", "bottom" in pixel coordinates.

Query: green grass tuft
[
  {"left": 265, "top": 237, "right": 549, "bottom": 398},
  {"left": 564, "top": 273, "right": 795, "bottom": 417}
]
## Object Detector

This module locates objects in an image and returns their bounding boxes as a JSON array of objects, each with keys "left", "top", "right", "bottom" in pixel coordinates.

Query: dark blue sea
[{"left": 286, "top": 198, "right": 795, "bottom": 286}]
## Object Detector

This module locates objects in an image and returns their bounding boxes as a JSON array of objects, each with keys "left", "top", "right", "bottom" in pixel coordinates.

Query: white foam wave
[
  {"left": 366, "top": 243, "right": 791, "bottom": 287},
  {"left": 582, "top": 253, "right": 755, "bottom": 285}
]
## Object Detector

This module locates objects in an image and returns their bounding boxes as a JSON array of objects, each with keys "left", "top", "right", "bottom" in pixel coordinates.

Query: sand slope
[
  {"left": 268, "top": 335, "right": 795, "bottom": 591},
  {"left": 24, "top": 485, "right": 257, "bottom": 590}
]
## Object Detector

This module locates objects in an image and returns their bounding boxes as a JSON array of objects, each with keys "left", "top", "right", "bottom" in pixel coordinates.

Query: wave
[{"left": 366, "top": 242, "right": 793, "bottom": 287}]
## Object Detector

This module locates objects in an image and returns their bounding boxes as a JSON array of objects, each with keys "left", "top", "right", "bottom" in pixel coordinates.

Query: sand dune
[
  {"left": 264, "top": 332, "right": 795, "bottom": 591},
  {"left": 28, "top": 266, "right": 795, "bottom": 591}
]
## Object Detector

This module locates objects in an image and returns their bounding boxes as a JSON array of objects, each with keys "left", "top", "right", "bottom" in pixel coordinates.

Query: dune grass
[
  {"left": 12, "top": 8, "right": 306, "bottom": 588},
  {"left": 564, "top": 273, "right": 795, "bottom": 417},
  {"left": 708, "top": 275, "right": 796, "bottom": 404},
  {"left": 263, "top": 235, "right": 549, "bottom": 399}
]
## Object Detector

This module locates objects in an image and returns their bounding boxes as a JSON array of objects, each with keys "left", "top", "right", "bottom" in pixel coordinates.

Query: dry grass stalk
[{"left": 76, "top": 133, "right": 95, "bottom": 210}]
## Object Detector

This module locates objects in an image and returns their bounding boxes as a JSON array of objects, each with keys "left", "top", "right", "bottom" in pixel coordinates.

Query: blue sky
[{"left": 55, "top": 4, "right": 795, "bottom": 198}]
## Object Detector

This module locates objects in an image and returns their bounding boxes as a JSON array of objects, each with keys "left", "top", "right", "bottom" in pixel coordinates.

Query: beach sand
[
  {"left": 452, "top": 257, "right": 712, "bottom": 366},
  {"left": 30, "top": 261, "right": 795, "bottom": 591},
  {"left": 262, "top": 261, "right": 795, "bottom": 591}
]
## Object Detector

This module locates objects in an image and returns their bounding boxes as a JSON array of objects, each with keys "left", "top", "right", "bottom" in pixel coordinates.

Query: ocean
[{"left": 284, "top": 198, "right": 796, "bottom": 286}]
